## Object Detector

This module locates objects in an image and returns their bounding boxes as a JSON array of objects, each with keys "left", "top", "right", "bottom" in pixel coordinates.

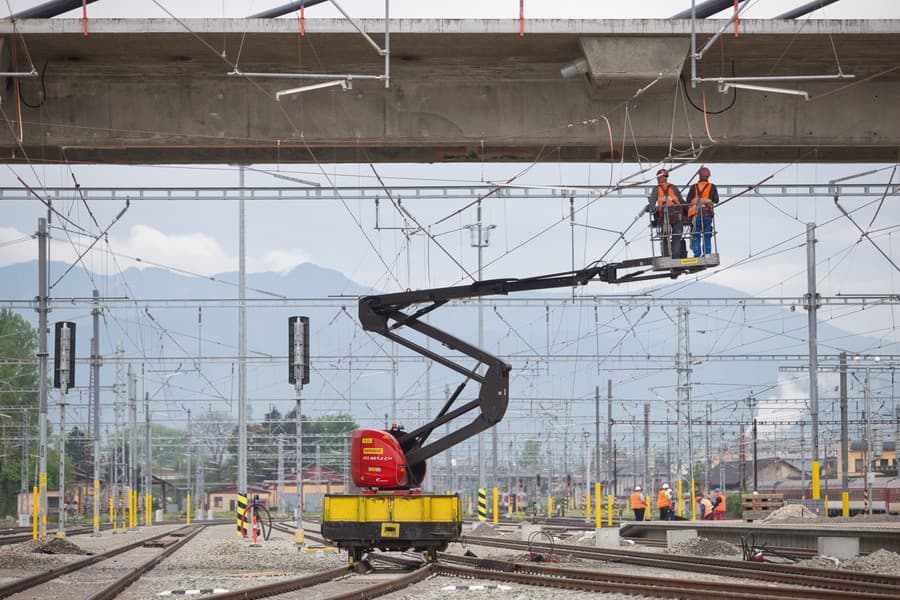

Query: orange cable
[
  {"left": 299, "top": 3, "right": 305, "bottom": 37},
  {"left": 519, "top": 0, "right": 524, "bottom": 37},
  {"left": 734, "top": 0, "right": 739, "bottom": 38}
]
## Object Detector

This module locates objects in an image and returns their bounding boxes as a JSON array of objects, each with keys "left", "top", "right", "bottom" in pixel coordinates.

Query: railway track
[
  {"left": 0, "top": 524, "right": 204, "bottom": 600},
  {"left": 461, "top": 534, "right": 900, "bottom": 595},
  {"left": 367, "top": 552, "right": 890, "bottom": 600},
  {"left": 274, "top": 519, "right": 896, "bottom": 599}
]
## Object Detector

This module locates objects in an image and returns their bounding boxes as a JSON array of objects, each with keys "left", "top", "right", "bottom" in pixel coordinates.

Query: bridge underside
[{"left": 0, "top": 19, "right": 898, "bottom": 164}]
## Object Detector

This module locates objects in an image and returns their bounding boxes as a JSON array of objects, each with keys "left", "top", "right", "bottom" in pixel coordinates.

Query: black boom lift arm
[{"left": 358, "top": 256, "right": 700, "bottom": 485}]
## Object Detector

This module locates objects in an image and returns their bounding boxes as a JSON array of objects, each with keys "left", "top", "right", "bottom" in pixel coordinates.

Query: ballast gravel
[
  {"left": 669, "top": 537, "right": 742, "bottom": 557},
  {"left": 843, "top": 549, "right": 900, "bottom": 575}
]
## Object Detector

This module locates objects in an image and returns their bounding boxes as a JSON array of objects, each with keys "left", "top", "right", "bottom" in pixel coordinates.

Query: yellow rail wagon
[{"left": 321, "top": 493, "right": 461, "bottom": 563}]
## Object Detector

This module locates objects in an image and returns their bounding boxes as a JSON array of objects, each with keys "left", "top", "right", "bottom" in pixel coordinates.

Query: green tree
[{"left": 0, "top": 309, "right": 40, "bottom": 517}]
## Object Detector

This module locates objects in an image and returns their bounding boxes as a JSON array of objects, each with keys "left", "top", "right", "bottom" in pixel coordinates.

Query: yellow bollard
[
  {"left": 824, "top": 495, "right": 829, "bottom": 518},
  {"left": 145, "top": 493, "right": 152, "bottom": 526},
  {"left": 585, "top": 491, "right": 590, "bottom": 522},
  {"left": 109, "top": 497, "right": 115, "bottom": 532},
  {"left": 812, "top": 461, "right": 821, "bottom": 500},
  {"left": 547, "top": 496, "right": 553, "bottom": 519},
  {"left": 842, "top": 491, "right": 850, "bottom": 517},
  {"left": 186, "top": 492, "right": 191, "bottom": 525},
  {"left": 676, "top": 480, "right": 683, "bottom": 517},
  {"left": 492, "top": 487, "right": 498, "bottom": 525},
  {"left": 40, "top": 472, "right": 47, "bottom": 535},
  {"left": 595, "top": 483, "right": 602, "bottom": 529},
  {"left": 32, "top": 486, "right": 38, "bottom": 540},
  {"left": 477, "top": 488, "right": 487, "bottom": 522},
  {"left": 690, "top": 479, "right": 697, "bottom": 521},
  {"left": 93, "top": 478, "right": 100, "bottom": 532}
]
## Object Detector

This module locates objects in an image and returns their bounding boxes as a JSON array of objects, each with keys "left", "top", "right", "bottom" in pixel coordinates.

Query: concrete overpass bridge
[{"left": 0, "top": 18, "right": 897, "bottom": 164}]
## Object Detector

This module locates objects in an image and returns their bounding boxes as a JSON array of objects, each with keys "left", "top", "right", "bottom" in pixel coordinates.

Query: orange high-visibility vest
[
  {"left": 630, "top": 492, "right": 646, "bottom": 509},
  {"left": 714, "top": 491, "right": 726, "bottom": 513},
  {"left": 688, "top": 182, "right": 714, "bottom": 218},
  {"left": 656, "top": 185, "right": 680, "bottom": 214},
  {"left": 657, "top": 490, "right": 671, "bottom": 509}
]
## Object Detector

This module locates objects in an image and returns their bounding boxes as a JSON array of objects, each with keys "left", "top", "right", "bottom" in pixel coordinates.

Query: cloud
[
  {"left": 249, "top": 249, "right": 312, "bottom": 274},
  {"left": 0, "top": 226, "right": 36, "bottom": 267},
  {"left": 0, "top": 224, "right": 309, "bottom": 276}
]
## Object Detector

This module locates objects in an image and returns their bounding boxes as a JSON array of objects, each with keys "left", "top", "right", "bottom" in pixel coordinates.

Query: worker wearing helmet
[
  {"left": 711, "top": 487, "right": 727, "bottom": 520},
  {"left": 630, "top": 486, "right": 646, "bottom": 521},
  {"left": 657, "top": 483, "right": 673, "bottom": 521},
  {"left": 647, "top": 168, "right": 686, "bottom": 259},
  {"left": 696, "top": 495, "right": 714, "bottom": 520},
  {"left": 686, "top": 166, "right": 719, "bottom": 258}
]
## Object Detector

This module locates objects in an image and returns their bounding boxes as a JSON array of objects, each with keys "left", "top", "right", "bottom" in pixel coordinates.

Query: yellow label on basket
[
  {"left": 362, "top": 437, "right": 373, "bottom": 444},
  {"left": 368, "top": 467, "right": 382, "bottom": 472},
  {"left": 363, "top": 447, "right": 384, "bottom": 455},
  {"left": 680, "top": 258, "right": 699, "bottom": 265}
]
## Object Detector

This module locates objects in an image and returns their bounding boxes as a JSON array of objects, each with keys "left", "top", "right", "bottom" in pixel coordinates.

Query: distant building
[
  {"left": 207, "top": 484, "right": 270, "bottom": 513},
  {"left": 707, "top": 457, "right": 805, "bottom": 490},
  {"left": 837, "top": 441, "right": 897, "bottom": 477}
]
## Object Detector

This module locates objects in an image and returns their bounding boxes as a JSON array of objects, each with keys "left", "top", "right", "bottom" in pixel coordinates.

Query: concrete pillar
[{"left": 817, "top": 537, "right": 859, "bottom": 561}]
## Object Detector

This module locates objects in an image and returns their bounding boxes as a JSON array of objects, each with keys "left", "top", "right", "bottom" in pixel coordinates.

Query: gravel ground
[
  {"left": 842, "top": 549, "right": 900, "bottom": 574},
  {"left": 796, "top": 549, "right": 900, "bottom": 576},
  {"left": 0, "top": 524, "right": 187, "bottom": 575},
  {"left": 381, "top": 575, "right": 658, "bottom": 600},
  {"left": 119, "top": 524, "right": 347, "bottom": 599},
  {"left": 762, "top": 504, "right": 820, "bottom": 522},
  {"left": 669, "top": 537, "right": 742, "bottom": 557}
]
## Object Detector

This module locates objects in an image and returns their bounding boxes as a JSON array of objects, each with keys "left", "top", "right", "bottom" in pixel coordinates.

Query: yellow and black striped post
[
  {"left": 477, "top": 488, "right": 487, "bottom": 521},
  {"left": 236, "top": 492, "right": 248, "bottom": 537}
]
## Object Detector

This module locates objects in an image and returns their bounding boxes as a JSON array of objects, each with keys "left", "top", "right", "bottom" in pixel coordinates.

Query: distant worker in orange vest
[
  {"left": 647, "top": 168, "right": 686, "bottom": 258},
  {"left": 686, "top": 166, "right": 719, "bottom": 258},
  {"left": 712, "top": 487, "right": 726, "bottom": 520},
  {"left": 657, "top": 483, "right": 673, "bottom": 521},
  {"left": 630, "top": 486, "right": 646, "bottom": 521},
  {"left": 696, "top": 495, "right": 715, "bottom": 520}
]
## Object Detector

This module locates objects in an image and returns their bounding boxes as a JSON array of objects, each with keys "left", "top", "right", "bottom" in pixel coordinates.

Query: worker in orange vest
[
  {"left": 647, "top": 168, "right": 686, "bottom": 258},
  {"left": 657, "top": 483, "right": 673, "bottom": 521},
  {"left": 686, "top": 166, "right": 719, "bottom": 258},
  {"left": 696, "top": 495, "right": 715, "bottom": 520},
  {"left": 712, "top": 487, "right": 726, "bottom": 520},
  {"left": 630, "top": 485, "right": 646, "bottom": 521}
]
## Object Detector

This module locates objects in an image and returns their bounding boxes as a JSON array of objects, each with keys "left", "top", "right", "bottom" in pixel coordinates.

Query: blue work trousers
[{"left": 691, "top": 215, "right": 714, "bottom": 257}]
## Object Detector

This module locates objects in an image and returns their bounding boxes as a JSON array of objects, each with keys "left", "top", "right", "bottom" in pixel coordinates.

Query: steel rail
[
  {"left": 462, "top": 535, "right": 900, "bottom": 595},
  {"left": 435, "top": 555, "right": 888, "bottom": 600},
  {"left": 0, "top": 524, "right": 202, "bottom": 598},
  {"left": 86, "top": 525, "right": 207, "bottom": 600}
]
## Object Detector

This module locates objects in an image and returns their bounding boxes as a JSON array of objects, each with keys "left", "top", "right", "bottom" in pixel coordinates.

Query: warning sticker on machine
[{"left": 363, "top": 447, "right": 384, "bottom": 455}]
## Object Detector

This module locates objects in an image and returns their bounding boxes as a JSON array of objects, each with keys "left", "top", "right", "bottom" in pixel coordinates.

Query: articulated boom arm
[{"left": 357, "top": 257, "right": 687, "bottom": 486}]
